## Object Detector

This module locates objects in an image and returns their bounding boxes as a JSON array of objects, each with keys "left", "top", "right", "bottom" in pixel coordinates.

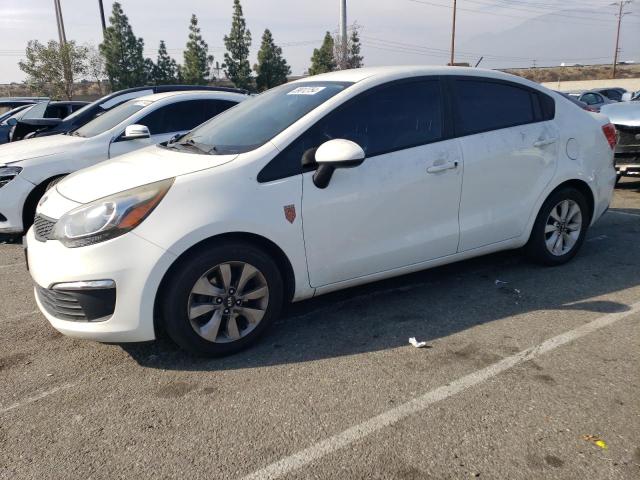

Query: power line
[{"left": 407, "top": 0, "right": 640, "bottom": 27}]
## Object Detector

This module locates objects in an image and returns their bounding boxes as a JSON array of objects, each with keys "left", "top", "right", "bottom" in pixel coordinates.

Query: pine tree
[
  {"left": 182, "top": 14, "right": 213, "bottom": 85},
  {"left": 346, "top": 29, "right": 364, "bottom": 69},
  {"left": 223, "top": 0, "right": 252, "bottom": 90},
  {"left": 99, "top": 2, "right": 146, "bottom": 90},
  {"left": 143, "top": 58, "right": 155, "bottom": 85},
  {"left": 254, "top": 29, "right": 291, "bottom": 91},
  {"left": 309, "top": 32, "right": 336, "bottom": 76},
  {"left": 154, "top": 40, "right": 178, "bottom": 84}
]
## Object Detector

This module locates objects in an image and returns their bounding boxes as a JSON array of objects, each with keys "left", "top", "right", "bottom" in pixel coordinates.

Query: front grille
[
  {"left": 33, "top": 214, "right": 56, "bottom": 241},
  {"left": 615, "top": 125, "right": 640, "bottom": 147},
  {"left": 36, "top": 285, "right": 88, "bottom": 321}
]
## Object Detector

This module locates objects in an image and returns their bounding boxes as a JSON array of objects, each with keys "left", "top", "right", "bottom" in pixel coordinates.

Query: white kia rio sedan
[
  {"left": 0, "top": 90, "right": 246, "bottom": 234},
  {"left": 26, "top": 67, "right": 617, "bottom": 356}
]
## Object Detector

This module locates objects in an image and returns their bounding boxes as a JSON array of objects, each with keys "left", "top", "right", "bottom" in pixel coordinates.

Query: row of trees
[{"left": 19, "top": 0, "right": 364, "bottom": 98}]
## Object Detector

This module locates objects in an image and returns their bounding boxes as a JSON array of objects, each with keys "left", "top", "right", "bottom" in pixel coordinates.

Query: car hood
[
  {"left": 0, "top": 134, "right": 83, "bottom": 165},
  {"left": 57, "top": 144, "right": 238, "bottom": 204},
  {"left": 601, "top": 102, "right": 640, "bottom": 127}
]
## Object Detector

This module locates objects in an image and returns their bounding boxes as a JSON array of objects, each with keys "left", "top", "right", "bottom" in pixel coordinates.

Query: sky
[{"left": 0, "top": 0, "right": 639, "bottom": 83}]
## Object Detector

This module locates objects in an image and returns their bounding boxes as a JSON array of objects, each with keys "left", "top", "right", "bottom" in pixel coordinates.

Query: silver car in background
[{"left": 601, "top": 100, "right": 640, "bottom": 182}]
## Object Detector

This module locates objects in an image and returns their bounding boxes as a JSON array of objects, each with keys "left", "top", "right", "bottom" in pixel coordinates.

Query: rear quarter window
[{"left": 452, "top": 78, "right": 554, "bottom": 137}]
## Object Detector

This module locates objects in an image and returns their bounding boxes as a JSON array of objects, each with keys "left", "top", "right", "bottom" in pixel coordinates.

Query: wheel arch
[
  {"left": 21, "top": 174, "right": 68, "bottom": 230},
  {"left": 549, "top": 179, "right": 595, "bottom": 222},
  {"left": 153, "top": 231, "right": 297, "bottom": 337}
]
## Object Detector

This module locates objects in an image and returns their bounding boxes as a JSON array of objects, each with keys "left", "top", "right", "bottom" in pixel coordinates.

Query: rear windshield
[
  {"left": 73, "top": 100, "right": 151, "bottom": 138},
  {"left": 178, "top": 82, "right": 352, "bottom": 155}
]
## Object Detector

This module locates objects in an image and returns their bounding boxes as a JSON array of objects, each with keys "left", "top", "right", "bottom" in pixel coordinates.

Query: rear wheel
[
  {"left": 526, "top": 187, "right": 589, "bottom": 265},
  {"left": 161, "top": 242, "right": 283, "bottom": 356}
]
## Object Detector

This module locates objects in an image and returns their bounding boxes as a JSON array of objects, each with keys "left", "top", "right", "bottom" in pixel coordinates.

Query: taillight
[{"left": 602, "top": 123, "right": 617, "bottom": 150}]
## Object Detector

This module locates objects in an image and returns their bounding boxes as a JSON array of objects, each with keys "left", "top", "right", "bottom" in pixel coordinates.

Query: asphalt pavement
[{"left": 1, "top": 179, "right": 639, "bottom": 480}]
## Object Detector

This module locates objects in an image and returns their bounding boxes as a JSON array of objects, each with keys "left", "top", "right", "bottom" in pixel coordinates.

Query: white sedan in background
[
  {"left": 0, "top": 90, "right": 246, "bottom": 234},
  {"left": 27, "top": 66, "right": 616, "bottom": 356}
]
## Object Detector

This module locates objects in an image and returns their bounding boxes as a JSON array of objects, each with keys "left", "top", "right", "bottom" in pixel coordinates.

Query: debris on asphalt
[
  {"left": 409, "top": 337, "right": 431, "bottom": 348},
  {"left": 46, "top": 373, "right": 53, "bottom": 377},
  {"left": 495, "top": 279, "right": 521, "bottom": 297},
  {"left": 582, "top": 434, "right": 608, "bottom": 449}
]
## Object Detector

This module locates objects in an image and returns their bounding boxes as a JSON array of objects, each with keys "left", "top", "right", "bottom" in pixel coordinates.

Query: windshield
[
  {"left": 178, "top": 81, "right": 352, "bottom": 154},
  {"left": 73, "top": 100, "right": 151, "bottom": 138}
]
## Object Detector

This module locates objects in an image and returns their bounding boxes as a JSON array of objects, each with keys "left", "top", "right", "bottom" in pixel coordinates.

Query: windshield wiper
[{"left": 173, "top": 138, "right": 217, "bottom": 154}]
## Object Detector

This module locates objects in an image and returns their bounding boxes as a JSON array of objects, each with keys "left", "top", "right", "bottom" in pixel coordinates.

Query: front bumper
[
  {"left": 0, "top": 175, "right": 35, "bottom": 233},
  {"left": 614, "top": 157, "right": 640, "bottom": 177},
  {"left": 26, "top": 227, "right": 177, "bottom": 343}
]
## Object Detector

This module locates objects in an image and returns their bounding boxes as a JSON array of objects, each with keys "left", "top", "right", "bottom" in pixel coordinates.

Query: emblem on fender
[{"left": 283, "top": 204, "right": 296, "bottom": 224}]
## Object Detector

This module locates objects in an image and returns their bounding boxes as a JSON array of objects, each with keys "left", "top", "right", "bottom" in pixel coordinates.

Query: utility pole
[
  {"left": 98, "top": 0, "right": 107, "bottom": 36},
  {"left": 612, "top": 0, "right": 632, "bottom": 79},
  {"left": 339, "top": 0, "right": 348, "bottom": 69},
  {"left": 53, "top": 0, "right": 67, "bottom": 46},
  {"left": 450, "top": 0, "right": 457, "bottom": 65}
]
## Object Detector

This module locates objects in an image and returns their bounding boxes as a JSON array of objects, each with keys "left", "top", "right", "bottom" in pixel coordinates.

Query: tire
[
  {"left": 525, "top": 187, "right": 590, "bottom": 266},
  {"left": 161, "top": 241, "right": 283, "bottom": 357},
  {"left": 614, "top": 174, "right": 622, "bottom": 186}
]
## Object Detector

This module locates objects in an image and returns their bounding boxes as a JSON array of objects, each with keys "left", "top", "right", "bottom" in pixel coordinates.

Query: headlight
[
  {"left": 53, "top": 178, "right": 174, "bottom": 248},
  {"left": 0, "top": 166, "right": 22, "bottom": 188}
]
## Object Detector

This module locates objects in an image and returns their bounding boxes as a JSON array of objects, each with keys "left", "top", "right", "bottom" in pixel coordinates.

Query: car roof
[
  {"left": 295, "top": 66, "right": 542, "bottom": 88},
  {"left": 135, "top": 90, "right": 247, "bottom": 103}
]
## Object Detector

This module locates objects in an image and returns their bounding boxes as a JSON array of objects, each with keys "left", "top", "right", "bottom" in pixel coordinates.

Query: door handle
[
  {"left": 533, "top": 137, "right": 558, "bottom": 148},
  {"left": 427, "top": 161, "right": 458, "bottom": 174}
]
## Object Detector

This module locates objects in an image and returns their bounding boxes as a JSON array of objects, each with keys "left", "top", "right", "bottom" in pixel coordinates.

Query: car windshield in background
[
  {"left": 178, "top": 82, "right": 352, "bottom": 155},
  {"left": 73, "top": 100, "right": 151, "bottom": 138}
]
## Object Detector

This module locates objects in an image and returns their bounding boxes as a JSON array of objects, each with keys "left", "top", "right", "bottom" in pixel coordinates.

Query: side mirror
[
  {"left": 312, "top": 139, "right": 365, "bottom": 189},
  {"left": 7, "top": 118, "right": 17, "bottom": 127},
  {"left": 122, "top": 124, "right": 150, "bottom": 140}
]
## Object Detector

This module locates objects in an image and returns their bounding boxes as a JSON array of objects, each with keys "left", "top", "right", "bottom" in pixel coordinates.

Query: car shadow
[{"left": 120, "top": 207, "right": 640, "bottom": 371}]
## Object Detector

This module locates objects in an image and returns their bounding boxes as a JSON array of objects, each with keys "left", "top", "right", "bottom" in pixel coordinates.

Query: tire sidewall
[{"left": 162, "top": 242, "right": 283, "bottom": 357}]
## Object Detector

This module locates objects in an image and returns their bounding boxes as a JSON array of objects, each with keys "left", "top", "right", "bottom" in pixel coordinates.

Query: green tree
[
  {"left": 346, "top": 28, "right": 364, "bottom": 69},
  {"left": 253, "top": 29, "right": 290, "bottom": 91},
  {"left": 19, "top": 40, "right": 87, "bottom": 99},
  {"left": 99, "top": 2, "right": 146, "bottom": 90},
  {"left": 182, "top": 14, "right": 213, "bottom": 85},
  {"left": 143, "top": 58, "right": 156, "bottom": 85},
  {"left": 84, "top": 45, "right": 107, "bottom": 95},
  {"left": 153, "top": 40, "right": 178, "bottom": 84},
  {"left": 309, "top": 32, "right": 336, "bottom": 76},
  {"left": 223, "top": 0, "right": 252, "bottom": 89}
]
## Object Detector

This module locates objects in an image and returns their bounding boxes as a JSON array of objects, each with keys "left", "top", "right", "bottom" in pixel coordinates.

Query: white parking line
[
  {"left": 0, "top": 382, "right": 78, "bottom": 415},
  {"left": 0, "top": 263, "right": 23, "bottom": 270},
  {"left": 241, "top": 301, "right": 640, "bottom": 480}
]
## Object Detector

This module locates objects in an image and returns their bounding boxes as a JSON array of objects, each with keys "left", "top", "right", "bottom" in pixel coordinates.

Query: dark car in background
[
  {"left": 578, "top": 90, "right": 616, "bottom": 112},
  {"left": 9, "top": 100, "right": 88, "bottom": 142},
  {"left": 593, "top": 87, "right": 627, "bottom": 102},
  {"left": 556, "top": 91, "right": 597, "bottom": 112},
  {"left": 0, "top": 97, "right": 47, "bottom": 115},
  {"left": 25, "top": 85, "right": 249, "bottom": 140}
]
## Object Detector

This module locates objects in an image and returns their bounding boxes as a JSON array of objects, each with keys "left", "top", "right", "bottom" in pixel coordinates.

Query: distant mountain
[{"left": 459, "top": 8, "right": 640, "bottom": 69}]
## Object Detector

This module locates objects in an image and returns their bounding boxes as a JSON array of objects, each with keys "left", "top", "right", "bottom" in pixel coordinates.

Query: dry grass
[{"left": 505, "top": 64, "right": 640, "bottom": 83}]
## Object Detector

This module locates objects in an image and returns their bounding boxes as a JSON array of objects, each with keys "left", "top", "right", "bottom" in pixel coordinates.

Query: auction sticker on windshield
[{"left": 287, "top": 87, "right": 327, "bottom": 95}]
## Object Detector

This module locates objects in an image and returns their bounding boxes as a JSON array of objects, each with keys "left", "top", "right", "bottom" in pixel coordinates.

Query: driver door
[{"left": 299, "top": 78, "right": 463, "bottom": 287}]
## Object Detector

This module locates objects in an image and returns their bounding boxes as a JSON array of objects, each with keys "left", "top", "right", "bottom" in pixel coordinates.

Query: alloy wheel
[
  {"left": 187, "top": 261, "right": 269, "bottom": 343},
  {"left": 544, "top": 199, "right": 582, "bottom": 256}
]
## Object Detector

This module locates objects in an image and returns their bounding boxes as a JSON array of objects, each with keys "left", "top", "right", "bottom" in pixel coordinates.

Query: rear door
[
  {"left": 299, "top": 78, "right": 463, "bottom": 287},
  {"left": 451, "top": 77, "right": 558, "bottom": 251}
]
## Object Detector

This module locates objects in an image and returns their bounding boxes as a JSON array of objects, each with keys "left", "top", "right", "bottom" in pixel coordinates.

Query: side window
[
  {"left": 258, "top": 79, "right": 443, "bottom": 182},
  {"left": 138, "top": 100, "right": 235, "bottom": 135},
  {"left": 581, "top": 93, "right": 599, "bottom": 106},
  {"left": 453, "top": 79, "right": 539, "bottom": 136},
  {"left": 44, "top": 105, "right": 67, "bottom": 119}
]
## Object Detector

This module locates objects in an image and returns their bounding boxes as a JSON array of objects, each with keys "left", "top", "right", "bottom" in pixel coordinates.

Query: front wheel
[
  {"left": 526, "top": 187, "right": 589, "bottom": 266},
  {"left": 161, "top": 242, "right": 283, "bottom": 356}
]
